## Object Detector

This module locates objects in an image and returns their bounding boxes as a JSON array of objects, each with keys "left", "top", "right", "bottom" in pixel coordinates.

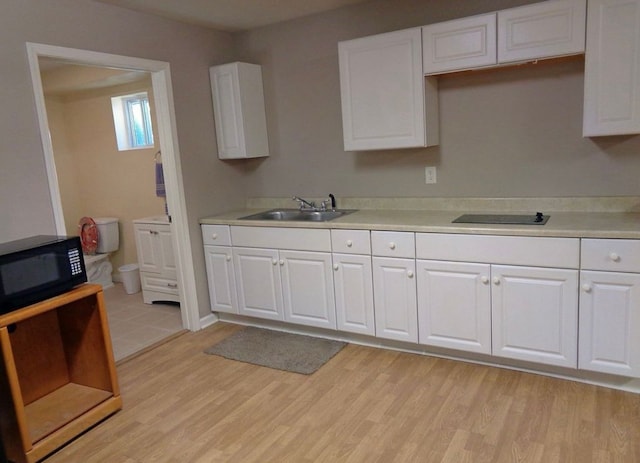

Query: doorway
[{"left": 26, "top": 43, "right": 201, "bottom": 342}]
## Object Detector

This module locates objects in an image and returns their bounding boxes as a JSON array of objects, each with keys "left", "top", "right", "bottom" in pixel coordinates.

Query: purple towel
[{"left": 155, "top": 162, "right": 166, "bottom": 197}]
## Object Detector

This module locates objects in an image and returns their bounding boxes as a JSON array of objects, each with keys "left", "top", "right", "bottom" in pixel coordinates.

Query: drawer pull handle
[
  {"left": 493, "top": 277, "right": 500, "bottom": 285},
  {"left": 149, "top": 230, "right": 159, "bottom": 235},
  {"left": 212, "top": 233, "right": 218, "bottom": 240},
  {"left": 272, "top": 259, "right": 278, "bottom": 265},
  {"left": 582, "top": 283, "right": 592, "bottom": 293},
  {"left": 346, "top": 240, "right": 353, "bottom": 247},
  {"left": 226, "top": 255, "right": 231, "bottom": 262},
  {"left": 389, "top": 242, "right": 396, "bottom": 250},
  {"left": 407, "top": 270, "right": 414, "bottom": 278},
  {"left": 609, "top": 252, "right": 620, "bottom": 262},
  {"left": 334, "top": 264, "right": 339, "bottom": 271},
  {"left": 481, "top": 276, "right": 489, "bottom": 285},
  {"left": 279, "top": 259, "right": 284, "bottom": 266},
  {"left": 167, "top": 283, "right": 178, "bottom": 288}
]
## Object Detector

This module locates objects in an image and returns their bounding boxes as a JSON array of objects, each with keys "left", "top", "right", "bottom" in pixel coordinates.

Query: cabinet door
[
  {"left": 492, "top": 265, "right": 578, "bottom": 368},
  {"left": 579, "top": 271, "right": 640, "bottom": 377},
  {"left": 233, "top": 247, "right": 283, "bottom": 321},
  {"left": 209, "top": 62, "right": 269, "bottom": 159},
  {"left": 157, "top": 224, "right": 177, "bottom": 279},
  {"left": 134, "top": 223, "right": 162, "bottom": 274},
  {"left": 422, "top": 13, "right": 497, "bottom": 75},
  {"left": 583, "top": 0, "right": 640, "bottom": 136},
  {"left": 338, "top": 28, "right": 439, "bottom": 150},
  {"left": 204, "top": 245, "right": 238, "bottom": 314},
  {"left": 498, "top": 0, "right": 586, "bottom": 63},
  {"left": 417, "top": 260, "right": 491, "bottom": 354},
  {"left": 280, "top": 250, "right": 336, "bottom": 329},
  {"left": 372, "top": 257, "right": 417, "bottom": 342},
  {"left": 333, "top": 253, "right": 375, "bottom": 336}
]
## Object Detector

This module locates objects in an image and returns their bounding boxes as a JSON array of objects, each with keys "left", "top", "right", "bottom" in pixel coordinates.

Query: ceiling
[{"left": 96, "top": 0, "right": 371, "bottom": 32}]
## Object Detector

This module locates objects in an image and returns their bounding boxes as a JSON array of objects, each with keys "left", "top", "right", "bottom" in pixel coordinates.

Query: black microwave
[{"left": 0, "top": 235, "right": 87, "bottom": 315}]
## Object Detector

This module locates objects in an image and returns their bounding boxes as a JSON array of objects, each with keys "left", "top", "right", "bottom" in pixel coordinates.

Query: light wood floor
[{"left": 44, "top": 322, "right": 640, "bottom": 463}]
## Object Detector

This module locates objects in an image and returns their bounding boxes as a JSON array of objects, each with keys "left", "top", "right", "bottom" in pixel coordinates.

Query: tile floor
[{"left": 103, "top": 283, "right": 184, "bottom": 361}]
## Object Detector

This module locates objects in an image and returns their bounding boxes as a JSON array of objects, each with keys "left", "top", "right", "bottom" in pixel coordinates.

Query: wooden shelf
[
  {"left": 25, "top": 383, "right": 112, "bottom": 444},
  {"left": 0, "top": 284, "right": 121, "bottom": 463}
]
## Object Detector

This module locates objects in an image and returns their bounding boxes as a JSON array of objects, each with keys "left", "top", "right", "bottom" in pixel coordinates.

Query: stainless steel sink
[{"left": 239, "top": 208, "right": 357, "bottom": 222}]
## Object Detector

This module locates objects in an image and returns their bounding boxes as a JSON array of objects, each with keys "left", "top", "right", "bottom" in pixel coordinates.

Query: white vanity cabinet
[
  {"left": 230, "top": 226, "right": 336, "bottom": 329},
  {"left": 209, "top": 62, "right": 269, "bottom": 159},
  {"left": 579, "top": 239, "right": 640, "bottom": 377},
  {"left": 416, "top": 233, "right": 580, "bottom": 367},
  {"left": 583, "top": 0, "right": 640, "bottom": 136},
  {"left": 202, "top": 225, "right": 237, "bottom": 314},
  {"left": 331, "top": 230, "right": 375, "bottom": 336},
  {"left": 133, "top": 217, "right": 179, "bottom": 304},
  {"left": 371, "top": 231, "right": 418, "bottom": 342},
  {"left": 416, "top": 260, "right": 492, "bottom": 354},
  {"left": 338, "top": 28, "right": 439, "bottom": 150}
]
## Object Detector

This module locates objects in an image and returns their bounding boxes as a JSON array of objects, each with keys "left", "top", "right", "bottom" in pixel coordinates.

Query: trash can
[{"left": 119, "top": 264, "right": 141, "bottom": 295}]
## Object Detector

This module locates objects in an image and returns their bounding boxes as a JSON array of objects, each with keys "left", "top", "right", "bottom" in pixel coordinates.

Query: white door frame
[{"left": 26, "top": 42, "right": 201, "bottom": 331}]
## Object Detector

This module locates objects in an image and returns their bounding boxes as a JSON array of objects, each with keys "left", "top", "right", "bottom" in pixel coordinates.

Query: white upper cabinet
[
  {"left": 583, "top": 0, "right": 640, "bottom": 136},
  {"left": 498, "top": 0, "right": 586, "bottom": 64},
  {"left": 422, "top": 13, "right": 497, "bottom": 75},
  {"left": 422, "top": 0, "right": 586, "bottom": 75},
  {"left": 339, "top": 28, "right": 439, "bottom": 150},
  {"left": 209, "top": 62, "right": 269, "bottom": 159}
]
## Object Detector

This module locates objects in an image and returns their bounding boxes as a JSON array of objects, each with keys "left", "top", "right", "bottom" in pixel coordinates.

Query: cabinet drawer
[
  {"left": 201, "top": 224, "right": 231, "bottom": 246},
  {"left": 231, "top": 226, "right": 331, "bottom": 252},
  {"left": 331, "top": 229, "right": 371, "bottom": 254},
  {"left": 581, "top": 239, "right": 640, "bottom": 273},
  {"left": 141, "top": 274, "right": 179, "bottom": 295},
  {"left": 371, "top": 231, "right": 415, "bottom": 258},
  {"left": 416, "top": 233, "right": 579, "bottom": 268}
]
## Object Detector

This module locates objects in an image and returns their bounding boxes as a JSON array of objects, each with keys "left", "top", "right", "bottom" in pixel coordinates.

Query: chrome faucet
[
  {"left": 292, "top": 196, "right": 317, "bottom": 211},
  {"left": 320, "top": 194, "right": 336, "bottom": 211}
]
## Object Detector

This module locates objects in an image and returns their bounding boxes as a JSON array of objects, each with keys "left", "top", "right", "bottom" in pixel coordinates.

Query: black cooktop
[{"left": 452, "top": 212, "right": 549, "bottom": 225}]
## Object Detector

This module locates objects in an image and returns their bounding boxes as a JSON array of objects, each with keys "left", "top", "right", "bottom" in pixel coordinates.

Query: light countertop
[{"left": 200, "top": 208, "right": 640, "bottom": 239}]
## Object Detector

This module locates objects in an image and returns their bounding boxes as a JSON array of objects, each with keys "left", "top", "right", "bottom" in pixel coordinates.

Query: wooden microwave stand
[{"left": 0, "top": 284, "right": 122, "bottom": 463}]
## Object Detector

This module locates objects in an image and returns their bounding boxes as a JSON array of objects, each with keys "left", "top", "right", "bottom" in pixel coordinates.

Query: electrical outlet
[{"left": 425, "top": 166, "right": 437, "bottom": 184}]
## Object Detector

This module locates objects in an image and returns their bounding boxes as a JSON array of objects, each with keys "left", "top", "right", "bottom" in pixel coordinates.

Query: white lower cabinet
[
  {"left": 579, "top": 271, "right": 640, "bottom": 377},
  {"left": 201, "top": 223, "right": 640, "bottom": 381},
  {"left": 373, "top": 257, "right": 418, "bottom": 342},
  {"left": 229, "top": 227, "right": 336, "bottom": 329},
  {"left": 203, "top": 245, "right": 237, "bottom": 314},
  {"left": 280, "top": 250, "right": 336, "bottom": 329},
  {"left": 233, "top": 247, "right": 284, "bottom": 321},
  {"left": 491, "top": 265, "right": 579, "bottom": 368},
  {"left": 331, "top": 229, "right": 375, "bottom": 336},
  {"left": 333, "top": 253, "right": 375, "bottom": 335},
  {"left": 579, "top": 237, "right": 640, "bottom": 377},
  {"left": 417, "top": 260, "right": 492, "bottom": 354},
  {"left": 233, "top": 247, "right": 336, "bottom": 328}
]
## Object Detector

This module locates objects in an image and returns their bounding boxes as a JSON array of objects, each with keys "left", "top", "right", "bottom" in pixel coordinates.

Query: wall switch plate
[{"left": 425, "top": 166, "right": 437, "bottom": 184}]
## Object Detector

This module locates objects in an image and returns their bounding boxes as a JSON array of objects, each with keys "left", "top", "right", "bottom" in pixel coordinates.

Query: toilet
[{"left": 80, "top": 217, "right": 119, "bottom": 289}]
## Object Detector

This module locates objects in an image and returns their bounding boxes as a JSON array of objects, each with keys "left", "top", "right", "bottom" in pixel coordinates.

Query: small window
[{"left": 111, "top": 92, "right": 154, "bottom": 151}]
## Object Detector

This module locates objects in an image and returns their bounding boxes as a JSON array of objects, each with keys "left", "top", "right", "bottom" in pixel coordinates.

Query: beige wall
[
  {"left": 235, "top": 0, "right": 640, "bottom": 199},
  {"left": 46, "top": 77, "right": 166, "bottom": 272},
  {"left": 0, "top": 0, "right": 244, "bottom": 319}
]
